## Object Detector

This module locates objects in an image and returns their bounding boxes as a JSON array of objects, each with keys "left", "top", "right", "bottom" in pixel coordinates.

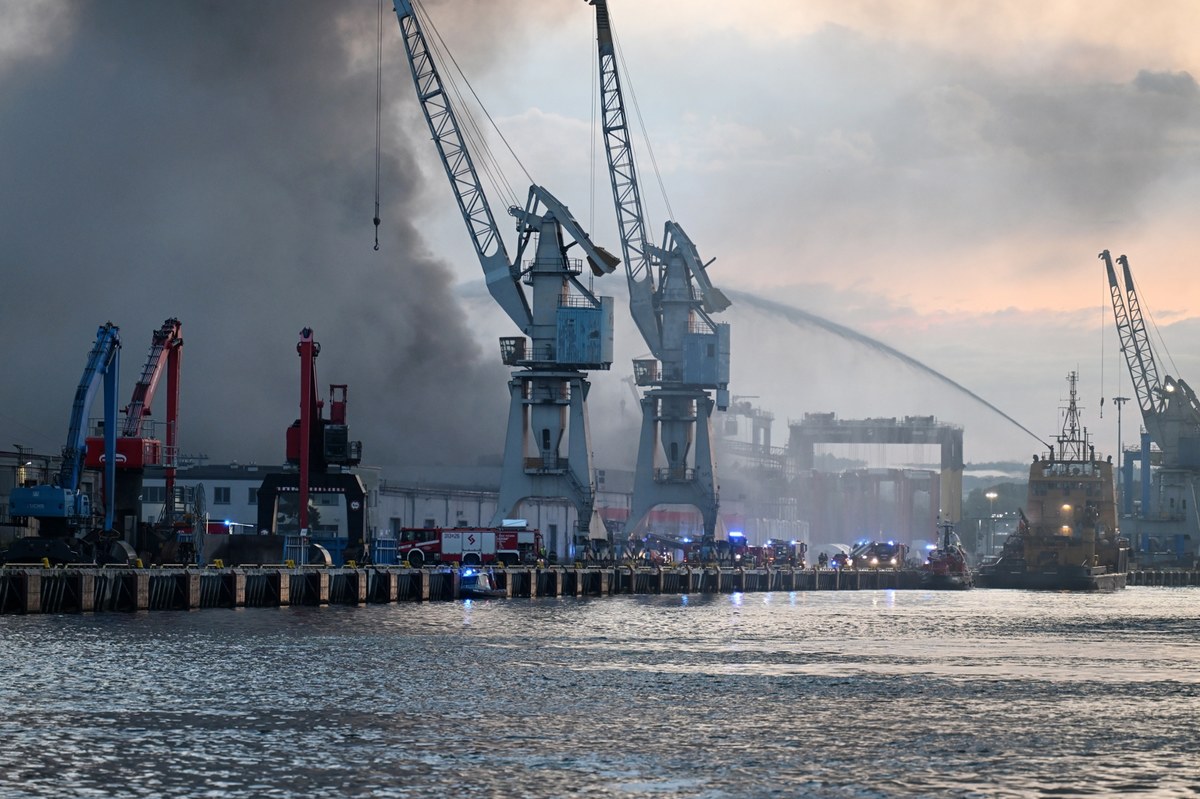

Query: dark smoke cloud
[
  {"left": 1134, "top": 69, "right": 1198, "bottom": 97},
  {"left": 0, "top": 1, "right": 520, "bottom": 467}
]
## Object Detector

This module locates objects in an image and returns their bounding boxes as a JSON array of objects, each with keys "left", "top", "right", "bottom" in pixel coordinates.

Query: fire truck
[
  {"left": 832, "top": 540, "right": 909, "bottom": 570},
  {"left": 395, "top": 524, "right": 543, "bottom": 567}
]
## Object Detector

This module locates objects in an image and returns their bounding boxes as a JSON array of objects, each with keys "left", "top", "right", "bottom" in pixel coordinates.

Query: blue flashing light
[
  {"left": 729, "top": 531, "right": 745, "bottom": 538},
  {"left": 225, "top": 520, "right": 232, "bottom": 527},
  {"left": 462, "top": 568, "right": 476, "bottom": 578}
]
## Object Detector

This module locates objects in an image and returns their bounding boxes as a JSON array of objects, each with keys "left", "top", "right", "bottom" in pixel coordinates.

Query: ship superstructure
[{"left": 978, "top": 372, "right": 1129, "bottom": 590}]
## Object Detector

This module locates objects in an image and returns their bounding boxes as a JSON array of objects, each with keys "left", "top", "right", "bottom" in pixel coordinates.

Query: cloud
[{"left": 1134, "top": 69, "right": 1199, "bottom": 97}]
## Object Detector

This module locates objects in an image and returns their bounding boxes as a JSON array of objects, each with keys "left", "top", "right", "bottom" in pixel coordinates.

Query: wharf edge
[
  {"left": 1, "top": 565, "right": 912, "bottom": 615},
  {"left": 2, "top": 566, "right": 1196, "bottom": 615}
]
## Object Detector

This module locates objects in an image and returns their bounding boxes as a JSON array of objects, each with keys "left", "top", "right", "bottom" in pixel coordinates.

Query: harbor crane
[
  {"left": 1101, "top": 250, "right": 1200, "bottom": 469},
  {"left": 590, "top": 0, "right": 731, "bottom": 545},
  {"left": 392, "top": 0, "right": 618, "bottom": 558},
  {"left": 83, "top": 317, "right": 183, "bottom": 555},
  {"left": 255, "top": 328, "right": 367, "bottom": 566},
  {"left": 1102, "top": 250, "right": 1200, "bottom": 563},
  {"left": 5, "top": 323, "right": 133, "bottom": 565}
]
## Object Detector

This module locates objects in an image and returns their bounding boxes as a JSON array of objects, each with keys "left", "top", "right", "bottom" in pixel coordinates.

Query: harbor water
[{"left": 1, "top": 587, "right": 1197, "bottom": 798}]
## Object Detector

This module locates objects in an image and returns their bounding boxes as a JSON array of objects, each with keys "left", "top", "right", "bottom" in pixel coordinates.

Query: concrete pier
[{"left": 2, "top": 564, "right": 1190, "bottom": 615}]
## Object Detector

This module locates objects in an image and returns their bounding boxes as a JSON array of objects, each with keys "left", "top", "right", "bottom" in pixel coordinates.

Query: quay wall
[
  {"left": 1, "top": 565, "right": 916, "bottom": 615},
  {"left": 2, "top": 566, "right": 1195, "bottom": 615}
]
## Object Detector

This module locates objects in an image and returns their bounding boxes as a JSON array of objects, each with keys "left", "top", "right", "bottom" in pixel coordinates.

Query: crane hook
[{"left": 372, "top": 0, "right": 384, "bottom": 252}]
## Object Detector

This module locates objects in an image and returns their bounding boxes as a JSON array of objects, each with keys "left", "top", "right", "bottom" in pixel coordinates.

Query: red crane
[
  {"left": 289, "top": 328, "right": 321, "bottom": 535},
  {"left": 250, "top": 328, "right": 365, "bottom": 565}
]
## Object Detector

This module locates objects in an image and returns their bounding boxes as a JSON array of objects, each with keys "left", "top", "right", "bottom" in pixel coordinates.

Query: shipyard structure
[
  {"left": 1, "top": 404, "right": 962, "bottom": 565},
  {"left": 5, "top": 394, "right": 1196, "bottom": 567}
]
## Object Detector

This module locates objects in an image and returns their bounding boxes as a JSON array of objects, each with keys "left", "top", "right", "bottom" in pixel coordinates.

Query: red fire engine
[{"left": 396, "top": 525, "right": 543, "bottom": 567}]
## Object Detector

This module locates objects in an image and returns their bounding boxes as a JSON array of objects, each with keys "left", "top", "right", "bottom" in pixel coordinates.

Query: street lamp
[
  {"left": 1112, "top": 396, "right": 1129, "bottom": 511},
  {"left": 985, "top": 491, "right": 998, "bottom": 556},
  {"left": 12, "top": 443, "right": 31, "bottom": 486}
]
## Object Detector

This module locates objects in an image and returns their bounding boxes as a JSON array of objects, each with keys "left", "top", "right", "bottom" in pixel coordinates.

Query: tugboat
[
  {"left": 921, "top": 520, "right": 973, "bottom": 589},
  {"left": 976, "top": 372, "right": 1129, "bottom": 591}
]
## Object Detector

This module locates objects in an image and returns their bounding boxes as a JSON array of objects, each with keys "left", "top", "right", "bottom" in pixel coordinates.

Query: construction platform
[{"left": 0, "top": 564, "right": 924, "bottom": 615}]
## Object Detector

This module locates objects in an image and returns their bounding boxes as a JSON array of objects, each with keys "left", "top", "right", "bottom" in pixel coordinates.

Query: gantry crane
[
  {"left": 5, "top": 323, "right": 133, "bottom": 565},
  {"left": 590, "top": 0, "right": 731, "bottom": 545},
  {"left": 392, "top": 0, "right": 618, "bottom": 558}
]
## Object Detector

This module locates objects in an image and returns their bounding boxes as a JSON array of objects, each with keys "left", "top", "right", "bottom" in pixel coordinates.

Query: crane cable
[
  {"left": 373, "top": 0, "right": 383, "bottom": 251},
  {"left": 1099, "top": 271, "right": 1105, "bottom": 418},
  {"left": 418, "top": 0, "right": 529, "bottom": 207},
  {"left": 611, "top": 17, "right": 674, "bottom": 224},
  {"left": 1131, "top": 264, "right": 1180, "bottom": 378}
]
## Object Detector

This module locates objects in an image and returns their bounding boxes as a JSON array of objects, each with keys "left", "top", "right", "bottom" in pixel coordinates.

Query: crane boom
[
  {"left": 1104, "top": 251, "right": 1161, "bottom": 412},
  {"left": 61, "top": 325, "right": 121, "bottom": 506},
  {"left": 591, "top": 0, "right": 730, "bottom": 351},
  {"left": 392, "top": 0, "right": 531, "bottom": 331},
  {"left": 11, "top": 323, "right": 121, "bottom": 535},
  {"left": 1102, "top": 250, "right": 1161, "bottom": 418},
  {"left": 592, "top": 0, "right": 660, "bottom": 351},
  {"left": 589, "top": 0, "right": 729, "bottom": 544},
  {"left": 121, "top": 318, "right": 182, "bottom": 438},
  {"left": 1102, "top": 249, "right": 1169, "bottom": 451}
]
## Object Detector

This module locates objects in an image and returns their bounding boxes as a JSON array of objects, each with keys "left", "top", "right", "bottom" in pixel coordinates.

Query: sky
[{"left": 1, "top": 0, "right": 1198, "bottom": 473}]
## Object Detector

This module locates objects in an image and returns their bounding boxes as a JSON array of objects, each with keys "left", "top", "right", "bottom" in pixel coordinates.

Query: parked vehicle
[{"left": 396, "top": 524, "right": 543, "bottom": 567}]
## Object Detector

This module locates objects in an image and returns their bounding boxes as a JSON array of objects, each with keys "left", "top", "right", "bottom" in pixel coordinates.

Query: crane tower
[
  {"left": 590, "top": 0, "right": 731, "bottom": 545},
  {"left": 392, "top": 0, "right": 618, "bottom": 557}
]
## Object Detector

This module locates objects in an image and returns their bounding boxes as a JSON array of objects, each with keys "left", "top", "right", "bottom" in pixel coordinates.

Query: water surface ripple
[{"left": 1, "top": 588, "right": 1198, "bottom": 798}]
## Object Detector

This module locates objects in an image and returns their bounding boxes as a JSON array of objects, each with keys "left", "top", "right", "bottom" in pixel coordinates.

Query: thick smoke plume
[{"left": 0, "top": 1, "right": 539, "bottom": 468}]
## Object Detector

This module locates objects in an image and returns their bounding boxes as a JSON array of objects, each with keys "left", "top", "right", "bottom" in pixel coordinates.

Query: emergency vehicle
[{"left": 395, "top": 523, "right": 543, "bottom": 567}]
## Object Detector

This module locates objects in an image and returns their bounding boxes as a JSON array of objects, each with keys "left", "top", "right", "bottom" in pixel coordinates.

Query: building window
[
  {"left": 423, "top": 517, "right": 437, "bottom": 529},
  {"left": 143, "top": 486, "right": 166, "bottom": 504},
  {"left": 247, "top": 487, "right": 258, "bottom": 505},
  {"left": 213, "top": 486, "right": 231, "bottom": 505}
]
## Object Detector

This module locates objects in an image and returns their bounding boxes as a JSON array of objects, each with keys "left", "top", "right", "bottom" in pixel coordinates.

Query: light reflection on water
[{"left": 0, "top": 588, "right": 1198, "bottom": 798}]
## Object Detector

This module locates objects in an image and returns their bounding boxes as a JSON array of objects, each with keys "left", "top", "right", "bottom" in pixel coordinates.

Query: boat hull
[
  {"left": 975, "top": 565, "right": 1126, "bottom": 592},
  {"left": 919, "top": 572, "right": 973, "bottom": 590}
]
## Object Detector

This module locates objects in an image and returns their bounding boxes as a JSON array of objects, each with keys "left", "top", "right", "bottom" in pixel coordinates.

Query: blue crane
[
  {"left": 392, "top": 0, "right": 618, "bottom": 558},
  {"left": 1102, "top": 250, "right": 1200, "bottom": 562},
  {"left": 1102, "top": 250, "right": 1200, "bottom": 469},
  {"left": 7, "top": 323, "right": 124, "bottom": 563},
  {"left": 590, "top": 0, "right": 731, "bottom": 545}
]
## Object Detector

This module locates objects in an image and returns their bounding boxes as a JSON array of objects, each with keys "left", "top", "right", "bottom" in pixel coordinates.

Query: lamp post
[
  {"left": 985, "top": 490, "right": 998, "bottom": 556},
  {"left": 13, "top": 443, "right": 30, "bottom": 486},
  {"left": 1112, "top": 396, "right": 1129, "bottom": 507}
]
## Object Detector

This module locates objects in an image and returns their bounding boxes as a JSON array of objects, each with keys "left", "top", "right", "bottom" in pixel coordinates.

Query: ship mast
[{"left": 1055, "top": 371, "right": 1092, "bottom": 462}]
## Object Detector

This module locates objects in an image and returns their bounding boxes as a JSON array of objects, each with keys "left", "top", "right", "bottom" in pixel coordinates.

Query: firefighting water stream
[
  {"left": 727, "top": 290, "right": 1049, "bottom": 447},
  {"left": 2, "top": 589, "right": 1197, "bottom": 798}
]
